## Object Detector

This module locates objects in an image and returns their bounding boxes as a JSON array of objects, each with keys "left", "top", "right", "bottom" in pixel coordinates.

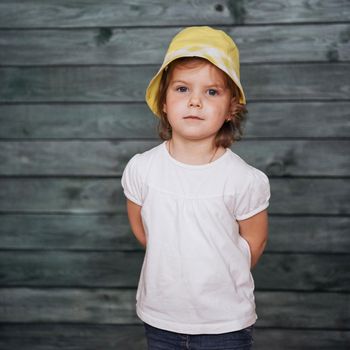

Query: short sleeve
[
  {"left": 234, "top": 167, "right": 271, "bottom": 221},
  {"left": 121, "top": 154, "right": 143, "bottom": 206}
]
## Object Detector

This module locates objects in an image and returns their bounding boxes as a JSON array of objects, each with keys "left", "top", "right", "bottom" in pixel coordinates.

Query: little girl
[{"left": 121, "top": 26, "right": 271, "bottom": 350}]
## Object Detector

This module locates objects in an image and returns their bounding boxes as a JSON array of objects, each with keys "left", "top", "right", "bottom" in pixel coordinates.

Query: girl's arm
[
  {"left": 237, "top": 209, "right": 269, "bottom": 269},
  {"left": 126, "top": 199, "right": 147, "bottom": 248}
]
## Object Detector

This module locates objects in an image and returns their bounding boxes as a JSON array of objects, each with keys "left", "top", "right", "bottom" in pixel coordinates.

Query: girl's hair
[{"left": 156, "top": 57, "right": 248, "bottom": 148}]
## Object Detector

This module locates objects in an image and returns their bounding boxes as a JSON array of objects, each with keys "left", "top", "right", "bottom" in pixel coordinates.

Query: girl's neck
[{"left": 166, "top": 139, "right": 226, "bottom": 165}]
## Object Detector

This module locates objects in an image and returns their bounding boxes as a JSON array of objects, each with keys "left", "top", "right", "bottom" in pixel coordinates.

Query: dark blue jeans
[{"left": 143, "top": 322, "right": 255, "bottom": 350}]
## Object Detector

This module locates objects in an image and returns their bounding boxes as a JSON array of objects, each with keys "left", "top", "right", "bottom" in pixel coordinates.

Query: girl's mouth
[{"left": 184, "top": 116, "right": 203, "bottom": 120}]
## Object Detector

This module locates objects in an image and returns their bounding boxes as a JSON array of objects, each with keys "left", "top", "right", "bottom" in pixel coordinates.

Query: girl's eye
[
  {"left": 176, "top": 86, "right": 188, "bottom": 93},
  {"left": 208, "top": 89, "right": 218, "bottom": 96}
]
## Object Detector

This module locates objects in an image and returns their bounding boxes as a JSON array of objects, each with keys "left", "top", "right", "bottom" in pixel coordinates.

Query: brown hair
[{"left": 156, "top": 57, "right": 248, "bottom": 148}]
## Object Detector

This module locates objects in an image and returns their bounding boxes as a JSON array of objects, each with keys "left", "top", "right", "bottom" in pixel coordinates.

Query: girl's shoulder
[
  {"left": 124, "top": 142, "right": 164, "bottom": 177},
  {"left": 127, "top": 141, "right": 163, "bottom": 161},
  {"left": 225, "top": 149, "right": 271, "bottom": 220},
  {"left": 225, "top": 148, "right": 260, "bottom": 173},
  {"left": 225, "top": 148, "right": 270, "bottom": 188}
]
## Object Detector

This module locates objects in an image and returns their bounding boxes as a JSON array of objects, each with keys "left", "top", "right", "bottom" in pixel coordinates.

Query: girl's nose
[{"left": 188, "top": 93, "right": 202, "bottom": 108}]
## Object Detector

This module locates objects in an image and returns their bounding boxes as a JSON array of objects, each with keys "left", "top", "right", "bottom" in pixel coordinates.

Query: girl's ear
[{"left": 163, "top": 103, "right": 167, "bottom": 114}]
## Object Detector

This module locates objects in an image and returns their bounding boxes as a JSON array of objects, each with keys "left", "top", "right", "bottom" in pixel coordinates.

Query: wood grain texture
[
  {"left": 253, "top": 328, "right": 350, "bottom": 350},
  {"left": 0, "top": 251, "right": 143, "bottom": 287},
  {"left": 0, "top": 288, "right": 349, "bottom": 328},
  {"left": 0, "top": 325, "right": 349, "bottom": 350},
  {"left": 0, "top": 251, "right": 349, "bottom": 292},
  {"left": 0, "top": 324, "right": 148, "bottom": 350},
  {"left": 0, "top": 178, "right": 349, "bottom": 214},
  {"left": 1, "top": 24, "right": 349, "bottom": 65},
  {"left": 256, "top": 291, "right": 350, "bottom": 329},
  {"left": 0, "top": 288, "right": 136, "bottom": 323},
  {"left": 253, "top": 253, "right": 350, "bottom": 292},
  {"left": 1, "top": 63, "right": 349, "bottom": 102},
  {"left": 0, "top": 0, "right": 349, "bottom": 27},
  {"left": 1, "top": 140, "right": 349, "bottom": 176},
  {"left": 0, "top": 102, "right": 349, "bottom": 139}
]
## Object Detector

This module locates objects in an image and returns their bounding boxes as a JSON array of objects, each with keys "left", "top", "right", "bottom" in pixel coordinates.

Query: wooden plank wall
[{"left": 0, "top": 1, "right": 349, "bottom": 349}]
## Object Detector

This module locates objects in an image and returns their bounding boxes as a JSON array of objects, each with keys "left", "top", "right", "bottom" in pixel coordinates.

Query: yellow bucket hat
[{"left": 145, "top": 26, "right": 246, "bottom": 117}]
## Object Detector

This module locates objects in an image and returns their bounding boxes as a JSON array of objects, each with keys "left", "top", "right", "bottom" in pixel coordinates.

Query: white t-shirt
[{"left": 121, "top": 140, "right": 271, "bottom": 334}]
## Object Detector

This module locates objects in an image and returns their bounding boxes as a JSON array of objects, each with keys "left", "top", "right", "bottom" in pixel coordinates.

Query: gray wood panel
[
  {"left": 253, "top": 328, "right": 350, "bottom": 350},
  {"left": 1, "top": 24, "right": 349, "bottom": 65},
  {"left": 1, "top": 102, "right": 349, "bottom": 139},
  {"left": 1, "top": 215, "right": 349, "bottom": 253},
  {"left": 1, "top": 63, "right": 349, "bottom": 102},
  {"left": 0, "top": 325, "right": 349, "bottom": 350},
  {"left": 0, "top": 178, "right": 349, "bottom": 215},
  {"left": 0, "top": 0, "right": 349, "bottom": 27},
  {"left": 0, "top": 251, "right": 349, "bottom": 292},
  {"left": 256, "top": 291, "right": 350, "bottom": 328},
  {"left": 1, "top": 140, "right": 349, "bottom": 176},
  {"left": 254, "top": 253, "right": 350, "bottom": 292},
  {"left": 0, "top": 324, "right": 148, "bottom": 350},
  {"left": 266, "top": 216, "right": 350, "bottom": 253},
  {"left": 0, "top": 288, "right": 349, "bottom": 329}
]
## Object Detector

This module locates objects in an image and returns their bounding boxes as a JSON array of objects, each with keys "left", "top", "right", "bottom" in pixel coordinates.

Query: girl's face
[{"left": 163, "top": 61, "right": 236, "bottom": 143}]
